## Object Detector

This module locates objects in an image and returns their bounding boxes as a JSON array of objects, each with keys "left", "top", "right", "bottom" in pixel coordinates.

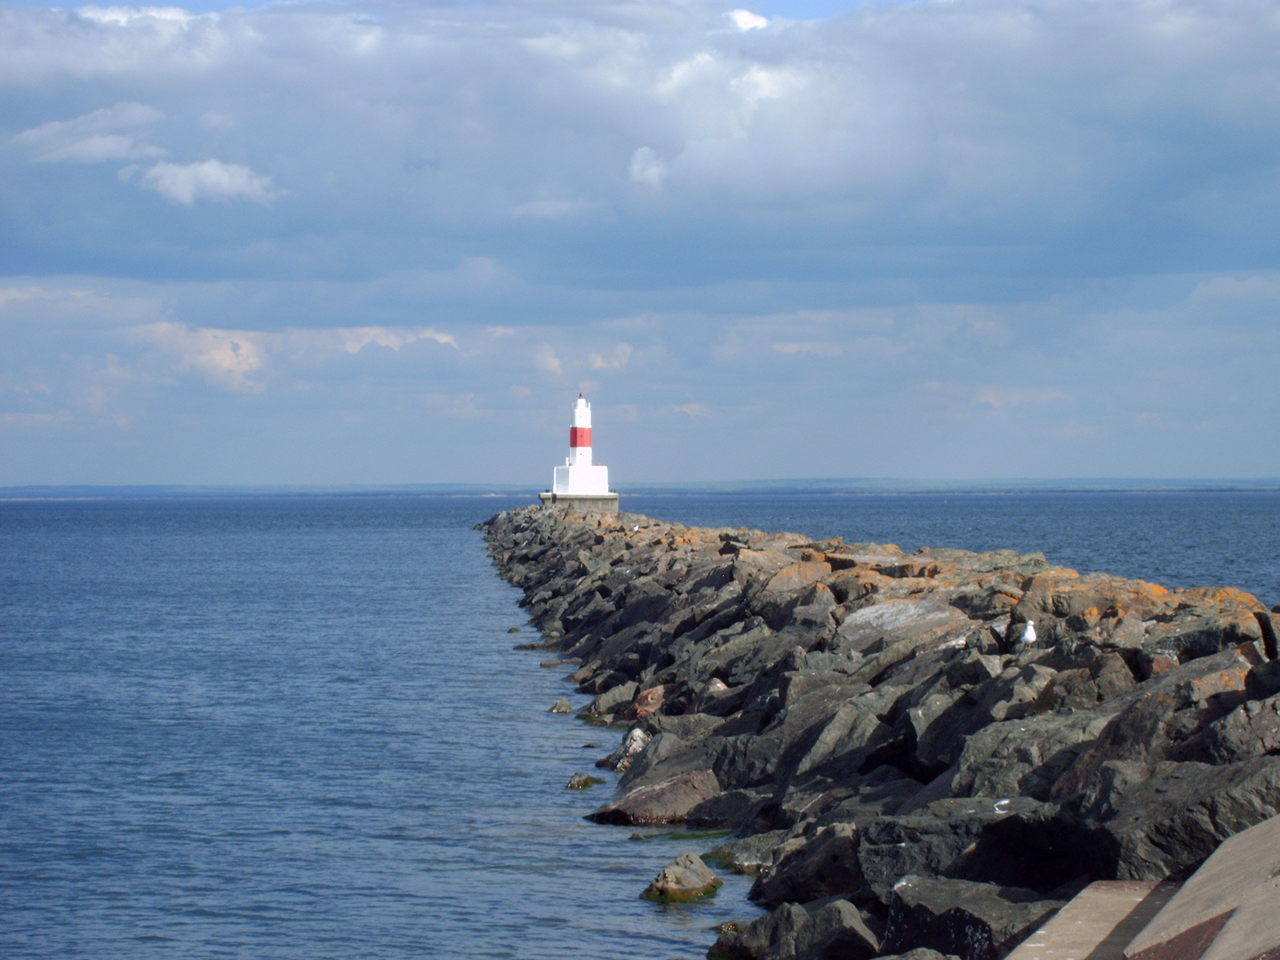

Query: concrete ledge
[
  {"left": 1006, "top": 882, "right": 1178, "bottom": 960},
  {"left": 538, "top": 492, "right": 620, "bottom": 515},
  {"left": 1126, "top": 812, "right": 1280, "bottom": 960}
]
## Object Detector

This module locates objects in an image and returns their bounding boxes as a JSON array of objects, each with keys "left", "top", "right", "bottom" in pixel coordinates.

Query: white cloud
[
  {"left": 629, "top": 146, "right": 666, "bottom": 187},
  {"left": 2, "top": 2, "right": 1280, "bottom": 482},
  {"left": 533, "top": 344, "right": 563, "bottom": 377},
  {"left": 729, "top": 10, "right": 768, "bottom": 32},
  {"left": 74, "top": 6, "right": 204, "bottom": 27},
  {"left": 130, "top": 320, "right": 266, "bottom": 391},
  {"left": 335, "top": 326, "right": 457, "bottom": 353},
  {"left": 0, "top": 287, "right": 53, "bottom": 309},
  {"left": 135, "top": 159, "right": 277, "bottom": 205},
  {"left": 588, "top": 343, "right": 633, "bottom": 370},
  {"left": 11, "top": 101, "right": 164, "bottom": 164},
  {"left": 672, "top": 402, "right": 708, "bottom": 417}
]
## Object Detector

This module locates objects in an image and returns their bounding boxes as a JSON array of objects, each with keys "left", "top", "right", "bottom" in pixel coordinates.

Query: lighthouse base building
[{"left": 539, "top": 394, "right": 619, "bottom": 514}]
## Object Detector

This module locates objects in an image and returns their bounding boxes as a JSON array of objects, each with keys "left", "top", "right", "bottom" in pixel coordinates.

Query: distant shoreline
[{"left": 2, "top": 479, "right": 1279, "bottom": 500}]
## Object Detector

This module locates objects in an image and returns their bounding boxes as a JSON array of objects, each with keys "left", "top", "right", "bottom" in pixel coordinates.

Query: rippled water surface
[{"left": 1, "top": 491, "right": 1276, "bottom": 960}]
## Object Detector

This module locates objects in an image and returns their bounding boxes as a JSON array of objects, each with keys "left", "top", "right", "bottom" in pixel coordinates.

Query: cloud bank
[{"left": 1, "top": 0, "right": 1277, "bottom": 484}]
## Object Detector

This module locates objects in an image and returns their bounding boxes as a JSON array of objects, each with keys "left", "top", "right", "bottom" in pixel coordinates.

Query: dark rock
[
  {"left": 1078, "top": 756, "right": 1280, "bottom": 880},
  {"left": 1051, "top": 644, "right": 1262, "bottom": 812},
  {"left": 946, "top": 709, "right": 1117, "bottom": 801},
  {"left": 478, "top": 507, "right": 1277, "bottom": 960},
  {"left": 582, "top": 680, "right": 639, "bottom": 718},
  {"left": 857, "top": 798, "right": 1056, "bottom": 903},
  {"left": 641, "top": 852, "right": 722, "bottom": 902},
  {"left": 750, "top": 822, "right": 864, "bottom": 908},
  {"left": 707, "top": 829, "right": 795, "bottom": 876},
  {"left": 1180, "top": 691, "right": 1280, "bottom": 763},
  {"left": 687, "top": 787, "right": 775, "bottom": 831},
  {"left": 881, "top": 875, "right": 1061, "bottom": 960},
  {"left": 708, "top": 899, "right": 880, "bottom": 960}
]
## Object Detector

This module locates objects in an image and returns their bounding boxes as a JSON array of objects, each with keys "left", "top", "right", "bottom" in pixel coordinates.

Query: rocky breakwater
[{"left": 480, "top": 505, "right": 1280, "bottom": 960}]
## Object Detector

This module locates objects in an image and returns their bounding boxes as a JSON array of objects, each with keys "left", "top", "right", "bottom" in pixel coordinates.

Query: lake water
[{"left": 1, "top": 490, "right": 1276, "bottom": 960}]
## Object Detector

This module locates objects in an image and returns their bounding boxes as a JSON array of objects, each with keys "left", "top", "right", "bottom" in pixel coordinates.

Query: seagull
[{"left": 1020, "top": 620, "right": 1037, "bottom": 645}]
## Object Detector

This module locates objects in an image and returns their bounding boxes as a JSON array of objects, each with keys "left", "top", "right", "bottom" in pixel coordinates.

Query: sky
[{"left": 1, "top": 0, "right": 1278, "bottom": 487}]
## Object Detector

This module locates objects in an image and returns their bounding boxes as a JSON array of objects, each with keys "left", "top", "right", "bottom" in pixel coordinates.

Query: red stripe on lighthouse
[{"left": 569, "top": 427, "right": 592, "bottom": 447}]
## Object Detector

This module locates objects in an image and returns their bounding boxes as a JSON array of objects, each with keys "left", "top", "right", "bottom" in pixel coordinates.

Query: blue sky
[{"left": 2, "top": 0, "right": 1278, "bottom": 486}]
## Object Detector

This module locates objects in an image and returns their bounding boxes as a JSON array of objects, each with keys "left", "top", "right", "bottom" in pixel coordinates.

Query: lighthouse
[{"left": 539, "top": 394, "right": 619, "bottom": 514}]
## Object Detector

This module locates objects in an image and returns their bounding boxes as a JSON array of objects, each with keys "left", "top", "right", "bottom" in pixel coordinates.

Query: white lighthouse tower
[{"left": 539, "top": 394, "right": 619, "bottom": 513}]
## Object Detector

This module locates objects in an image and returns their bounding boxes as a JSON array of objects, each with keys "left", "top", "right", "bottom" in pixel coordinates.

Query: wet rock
[
  {"left": 641, "top": 852, "right": 722, "bottom": 902},
  {"left": 587, "top": 769, "right": 721, "bottom": 825},
  {"left": 707, "top": 829, "right": 795, "bottom": 876},
  {"left": 566, "top": 772, "right": 605, "bottom": 789},
  {"left": 548, "top": 698, "right": 573, "bottom": 713}
]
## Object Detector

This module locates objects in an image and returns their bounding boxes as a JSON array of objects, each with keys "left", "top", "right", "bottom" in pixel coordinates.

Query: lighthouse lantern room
[{"left": 539, "top": 394, "right": 619, "bottom": 514}]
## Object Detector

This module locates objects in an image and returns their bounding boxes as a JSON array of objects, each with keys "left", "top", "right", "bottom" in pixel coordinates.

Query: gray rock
[
  {"left": 1052, "top": 645, "right": 1263, "bottom": 813},
  {"left": 582, "top": 681, "right": 640, "bottom": 719},
  {"left": 1183, "top": 691, "right": 1280, "bottom": 763},
  {"left": 1081, "top": 756, "right": 1280, "bottom": 880},
  {"left": 548, "top": 698, "right": 573, "bottom": 713}
]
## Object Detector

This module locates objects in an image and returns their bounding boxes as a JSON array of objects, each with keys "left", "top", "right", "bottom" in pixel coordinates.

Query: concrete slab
[
  {"left": 1201, "top": 878, "right": 1280, "bottom": 960},
  {"left": 1006, "top": 881, "right": 1178, "bottom": 960},
  {"left": 1126, "top": 812, "right": 1280, "bottom": 960}
]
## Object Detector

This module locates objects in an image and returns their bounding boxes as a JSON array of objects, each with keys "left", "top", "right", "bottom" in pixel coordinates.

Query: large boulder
[
  {"left": 709, "top": 899, "right": 880, "bottom": 960},
  {"left": 587, "top": 769, "right": 721, "bottom": 825},
  {"left": 1077, "top": 756, "right": 1280, "bottom": 880},
  {"left": 750, "top": 822, "right": 864, "bottom": 908},
  {"left": 641, "top": 852, "right": 723, "bottom": 902},
  {"left": 858, "top": 798, "right": 1064, "bottom": 902}
]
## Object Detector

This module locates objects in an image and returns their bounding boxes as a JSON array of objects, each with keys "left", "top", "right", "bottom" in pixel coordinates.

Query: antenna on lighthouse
[{"left": 538, "top": 394, "right": 620, "bottom": 515}]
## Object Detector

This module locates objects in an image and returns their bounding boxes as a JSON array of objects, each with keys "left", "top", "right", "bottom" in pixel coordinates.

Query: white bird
[{"left": 1021, "top": 620, "right": 1037, "bottom": 645}]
